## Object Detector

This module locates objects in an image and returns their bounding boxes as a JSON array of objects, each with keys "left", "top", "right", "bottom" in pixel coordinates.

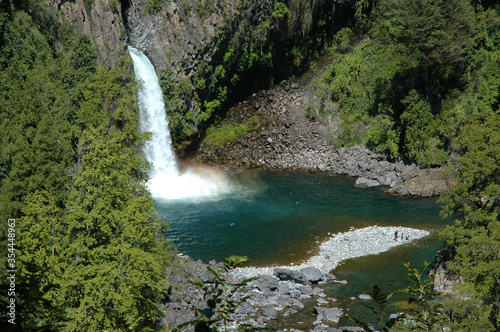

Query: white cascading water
[{"left": 128, "top": 46, "right": 230, "bottom": 199}]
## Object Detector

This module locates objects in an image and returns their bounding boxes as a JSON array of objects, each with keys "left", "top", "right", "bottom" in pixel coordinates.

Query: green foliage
[
  {"left": 350, "top": 284, "right": 403, "bottom": 331},
  {"left": 147, "top": 0, "right": 163, "bottom": 13},
  {"left": 440, "top": 111, "right": 500, "bottom": 220},
  {"left": 205, "top": 116, "right": 259, "bottom": 147},
  {"left": 322, "top": 41, "right": 409, "bottom": 147},
  {"left": 335, "top": 27, "right": 354, "bottom": 53},
  {"left": 196, "top": 1, "right": 215, "bottom": 19},
  {"left": 0, "top": 7, "right": 172, "bottom": 331},
  {"left": 377, "top": 0, "right": 476, "bottom": 67},
  {"left": 352, "top": 262, "right": 448, "bottom": 331},
  {"left": 440, "top": 285, "right": 496, "bottom": 331},
  {"left": 400, "top": 262, "right": 445, "bottom": 331},
  {"left": 224, "top": 255, "right": 250, "bottom": 269},
  {"left": 287, "top": 0, "right": 316, "bottom": 37},
  {"left": 436, "top": 61, "right": 500, "bottom": 329},
  {"left": 84, "top": 0, "right": 93, "bottom": 10},
  {"left": 438, "top": 110, "right": 500, "bottom": 327},
  {"left": 182, "top": 0, "right": 191, "bottom": 16},
  {"left": 400, "top": 90, "right": 449, "bottom": 167},
  {"left": 161, "top": 68, "right": 198, "bottom": 153},
  {"left": 366, "top": 114, "right": 400, "bottom": 160},
  {"left": 313, "top": 0, "right": 498, "bottom": 169},
  {"left": 272, "top": 2, "right": 289, "bottom": 19}
]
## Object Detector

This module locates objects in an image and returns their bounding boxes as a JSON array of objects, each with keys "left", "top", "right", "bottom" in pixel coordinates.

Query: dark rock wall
[
  {"left": 52, "top": 0, "right": 229, "bottom": 77},
  {"left": 125, "top": 0, "right": 229, "bottom": 77},
  {"left": 56, "top": 0, "right": 127, "bottom": 68}
]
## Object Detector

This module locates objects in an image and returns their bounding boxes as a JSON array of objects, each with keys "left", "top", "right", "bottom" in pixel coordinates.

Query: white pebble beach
[{"left": 231, "top": 225, "right": 430, "bottom": 280}]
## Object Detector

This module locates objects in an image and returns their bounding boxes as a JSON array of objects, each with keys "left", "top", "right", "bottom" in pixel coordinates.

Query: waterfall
[
  {"left": 128, "top": 46, "right": 179, "bottom": 178},
  {"left": 128, "top": 46, "right": 230, "bottom": 200}
]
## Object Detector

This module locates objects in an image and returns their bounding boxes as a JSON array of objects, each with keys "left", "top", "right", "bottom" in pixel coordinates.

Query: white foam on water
[{"left": 148, "top": 167, "right": 233, "bottom": 200}]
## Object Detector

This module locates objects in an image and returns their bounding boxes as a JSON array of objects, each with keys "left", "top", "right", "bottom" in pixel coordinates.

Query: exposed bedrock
[
  {"left": 52, "top": 0, "right": 230, "bottom": 77},
  {"left": 125, "top": 0, "right": 229, "bottom": 77},
  {"left": 430, "top": 248, "right": 463, "bottom": 294},
  {"left": 54, "top": 0, "right": 126, "bottom": 68}
]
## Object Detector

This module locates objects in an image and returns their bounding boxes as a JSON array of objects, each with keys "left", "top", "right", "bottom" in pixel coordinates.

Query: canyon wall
[
  {"left": 55, "top": 0, "right": 126, "bottom": 68},
  {"left": 53, "top": 0, "right": 231, "bottom": 76}
]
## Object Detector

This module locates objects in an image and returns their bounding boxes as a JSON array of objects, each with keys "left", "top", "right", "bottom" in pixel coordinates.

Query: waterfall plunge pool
[
  {"left": 157, "top": 169, "right": 449, "bottom": 272},
  {"left": 156, "top": 170, "right": 450, "bottom": 327}
]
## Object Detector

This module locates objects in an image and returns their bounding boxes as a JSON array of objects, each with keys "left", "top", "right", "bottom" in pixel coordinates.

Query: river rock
[
  {"left": 313, "top": 306, "right": 343, "bottom": 324},
  {"left": 355, "top": 177, "right": 380, "bottom": 188},
  {"left": 261, "top": 306, "right": 279, "bottom": 320},
  {"left": 317, "top": 297, "right": 329, "bottom": 305},
  {"left": 274, "top": 268, "right": 310, "bottom": 285},
  {"left": 299, "top": 284, "right": 313, "bottom": 296},
  {"left": 300, "top": 267, "right": 323, "bottom": 283},
  {"left": 290, "top": 289, "right": 302, "bottom": 298},
  {"left": 358, "top": 294, "right": 372, "bottom": 300},
  {"left": 254, "top": 275, "right": 279, "bottom": 292},
  {"left": 289, "top": 298, "right": 305, "bottom": 309},
  {"left": 321, "top": 273, "right": 336, "bottom": 282},
  {"left": 277, "top": 283, "right": 291, "bottom": 295},
  {"left": 198, "top": 270, "right": 216, "bottom": 283}
]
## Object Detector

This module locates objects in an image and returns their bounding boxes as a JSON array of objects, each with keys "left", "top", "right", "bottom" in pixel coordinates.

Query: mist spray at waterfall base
[
  {"left": 128, "top": 46, "right": 232, "bottom": 200},
  {"left": 149, "top": 166, "right": 233, "bottom": 200}
]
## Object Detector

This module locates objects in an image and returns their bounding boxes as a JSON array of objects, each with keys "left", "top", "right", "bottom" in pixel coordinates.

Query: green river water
[{"left": 156, "top": 170, "right": 452, "bottom": 327}]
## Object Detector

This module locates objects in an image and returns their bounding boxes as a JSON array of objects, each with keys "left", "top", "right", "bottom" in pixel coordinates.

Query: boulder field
[
  {"left": 162, "top": 255, "right": 363, "bottom": 332},
  {"left": 195, "top": 81, "right": 451, "bottom": 197}
]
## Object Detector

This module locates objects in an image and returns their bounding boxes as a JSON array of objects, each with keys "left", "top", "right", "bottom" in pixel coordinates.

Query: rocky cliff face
[
  {"left": 125, "top": 0, "right": 229, "bottom": 77},
  {"left": 53, "top": 0, "right": 228, "bottom": 77},
  {"left": 431, "top": 248, "right": 463, "bottom": 294},
  {"left": 55, "top": 0, "right": 127, "bottom": 68}
]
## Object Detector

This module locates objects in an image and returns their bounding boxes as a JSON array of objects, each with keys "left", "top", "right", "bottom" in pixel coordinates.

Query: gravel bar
[{"left": 231, "top": 226, "right": 430, "bottom": 280}]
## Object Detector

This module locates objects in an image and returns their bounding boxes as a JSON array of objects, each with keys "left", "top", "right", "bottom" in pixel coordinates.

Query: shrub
[{"left": 205, "top": 116, "right": 259, "bottom": 147}]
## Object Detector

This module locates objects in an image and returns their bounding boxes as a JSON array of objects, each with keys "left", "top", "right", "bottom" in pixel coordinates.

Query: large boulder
[
  {"left": 313, "top": 306, "right": 343, "bottom": 324},
  {"left": 261, "top": 306, "right": 278, "bottom": 320},
  {"left": 254, "top": 275, "right": 279, "bottom": 292},
  {"left": 274, "top": 268, "right": 310, "bottom": 285},
  {"left": 389, "top": 168, "right": 451, "bottom": 197},
  {"left": 300, "top": 267, "right": 323, "bottom": 283},
  {"left": 355, "top": 177, "right": 380, "bottom": 188}
]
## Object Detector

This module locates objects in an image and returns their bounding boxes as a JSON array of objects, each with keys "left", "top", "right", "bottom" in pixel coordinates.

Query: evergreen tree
[
  {"left": 0, "top": 6, "right": 172, "bottom": 330},
  {"left": 377, "top": 0, "right": 476, "bottom": 66},
  {"left": 57, "top": 62, "right": 171, "bottom": 330},
  {"left": 439, "top": 111, "right": 500, "bottom": 329},
  {"left": 376, "top": 0, "right": 476, "bottom": 101}
]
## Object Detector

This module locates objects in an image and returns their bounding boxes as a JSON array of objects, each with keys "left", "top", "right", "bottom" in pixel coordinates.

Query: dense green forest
[
  {"left": 0, "top": 1, "right": 171, "bottom": 330},
  {"left": 315, "top": 1, "right": 500, "bottom": 327},
  {"left": 0, "top": 0, "right": 499, "bottom": 330}
]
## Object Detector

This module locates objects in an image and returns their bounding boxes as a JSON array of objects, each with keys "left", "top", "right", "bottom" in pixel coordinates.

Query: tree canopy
[{"left": 0, "top": 5, "right": 171, "bottom": 330}]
